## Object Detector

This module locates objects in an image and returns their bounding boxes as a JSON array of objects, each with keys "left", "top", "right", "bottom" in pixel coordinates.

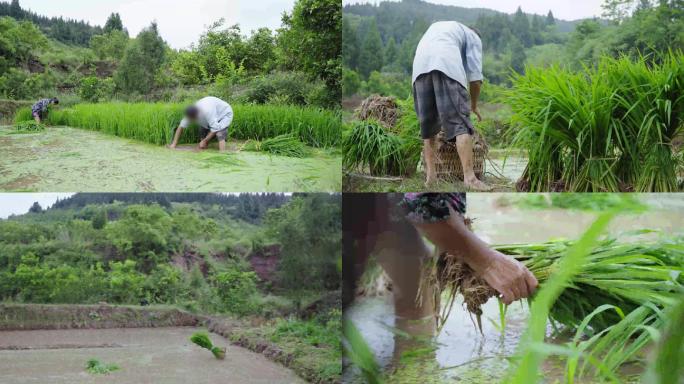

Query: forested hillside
[
  {"left": 0, "top": 0, "right": 101, "bottom": 45},
  {"left": 0, "top": 0, "right": 340, "bottom": 108},
  {"left": 343, "top": 0, "right": 683, "bottom": 98}
]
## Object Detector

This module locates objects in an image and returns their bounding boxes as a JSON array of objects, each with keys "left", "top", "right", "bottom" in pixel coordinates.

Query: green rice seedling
[
  {"left": 12, "top": 121, "right": 46, "bottom": 133},
  {"left": 13, "top": 107, "right": 33, "bottom": 123},
  {"left": 85, "top": 359, "right": 120, "bottom": 374},
  {"left": 190, "top": 331, "right": 226, "bottom": 359},
  {"left": 256, "top": 134, "right": 310, "bottom": 158},
  {"left": 16, "top": 103, "right": 340, "bottom": 148},
  {"left": 507, "top": 213, "right": 616, "bottom": 384},
  {"left": 343, "top": 320, "right": 381, "bottom": 384},
  {"left": 343, "top": 120, "right": 410, "bottom": 176},
  {"left": 643, "top": 293, "right": 684, "bottom": 383},
  {"left": 507, "top": 53, "right": 684, "bottom": 192}
]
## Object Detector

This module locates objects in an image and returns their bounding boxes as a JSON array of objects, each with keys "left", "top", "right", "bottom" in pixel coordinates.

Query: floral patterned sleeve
[{"left": 399, "top": 193, "right": 466, "bottom": 223}]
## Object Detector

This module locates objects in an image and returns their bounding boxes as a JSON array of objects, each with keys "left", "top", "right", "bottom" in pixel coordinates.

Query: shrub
[
  {"left": 78, "top": 76, "right": 115, "bottom": 102},
  {"left": 213, "top": 269, "right": 259, "bottom": 316}
]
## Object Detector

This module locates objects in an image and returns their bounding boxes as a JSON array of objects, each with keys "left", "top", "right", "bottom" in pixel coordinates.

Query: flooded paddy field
[
  {"left": 0, "top": 327, "right": 305, "bottom": 384},
  {"left": 344, "top": 194, "right": 684, "bottom": 383},
  {"left": 0, "top": 126, "right": 341, "bottom": 192}
]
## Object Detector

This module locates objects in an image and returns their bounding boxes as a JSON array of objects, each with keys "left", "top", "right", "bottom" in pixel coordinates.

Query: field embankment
[
  {"left": 15, "top": 102, "right": 342, "bottom": 148},
  {"left": 0, "top": 303, "right": 340, "bottom": 383}
]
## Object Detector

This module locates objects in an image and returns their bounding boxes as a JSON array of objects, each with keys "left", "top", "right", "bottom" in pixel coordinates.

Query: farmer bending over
[
  {"left": 31, "top": 97, "right": 59, "bottom": 124},
  {"left": 169, "top": 96, "right": 233, "bottom": 152},
  {"left": 412, "top": 21, "right": 490, "bottom": 190}
]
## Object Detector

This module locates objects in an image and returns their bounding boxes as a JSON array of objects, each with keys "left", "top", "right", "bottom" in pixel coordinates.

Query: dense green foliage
[
  {"left": 15, "top": 102, "right": 341, "bottom": 147},
  {"left": 342, "top": 0, "right": 684, "bottom": 128},
  {"left": 508, "top": 53, "right": 684, "bottom": 192},
  {"left": 0, "top": 0, "right": 340, "bottom": 109},
  {"left": 0, "top": 0, "right": 102, "bottom": 46},
  {"left": 0, "top": 193, "right": 340, "bottom": 319}
]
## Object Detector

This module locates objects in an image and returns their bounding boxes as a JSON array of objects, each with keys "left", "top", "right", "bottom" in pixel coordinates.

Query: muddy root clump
[{"left": 354, "top": 95, "right": 400, "bottom": 129}]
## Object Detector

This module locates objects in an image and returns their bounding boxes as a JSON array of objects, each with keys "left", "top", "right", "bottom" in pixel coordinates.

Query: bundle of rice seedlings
[
  {"left": 432, "top": 235, "right": 683, "bottom": 333},
  {"left": 507, "top": 53, "right": 684, "bottom": 192},
  {"left": 354, "top": 95, "right": 400, "bottom": 129},
  {"left": 12, "top": 121, "right": 46, "bottom": 133},
  {"left": 257, "top": 134, "right": 310, "bottom": 158},
  {"left": 190, "top": 331, "right": 226, "bottom": 359},
  {"left": 343, "top": 120, "right": 407, "bottom": 176},
  {"left": 85, "top": 359, "right": 120, "bottom": 374}
]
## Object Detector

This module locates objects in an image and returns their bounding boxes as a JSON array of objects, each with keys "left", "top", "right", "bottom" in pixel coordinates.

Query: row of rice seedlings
[
  {"left": 12, "top": 121, "right": 45, "bottom": 133},
  {"left": 14, "top": 103, "right": 341, "bottom": 148},
  {"left": 243, "top": 134, "right": 310, "bottom": 158},
  {"left": 507, "top": 53, "right": 684, "bottom": 192}
]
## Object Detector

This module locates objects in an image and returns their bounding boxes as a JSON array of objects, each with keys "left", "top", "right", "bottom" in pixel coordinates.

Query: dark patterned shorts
[
  {"left": 400, "top": 193, "right": 467, "bottom": 223},
  {"left": 413, "top": 70, "right": 474, "bottom": 140}
]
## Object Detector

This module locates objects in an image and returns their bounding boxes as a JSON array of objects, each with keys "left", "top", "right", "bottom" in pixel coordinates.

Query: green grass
[
  {"left": 15, "top": 103, "right": 341, "bottom": 148},
  {"left": 85, "top": 358, "right": 120, "bottom": 374},
  {"left": 507, "top": 53, "right": 684, "bottom": 192}
]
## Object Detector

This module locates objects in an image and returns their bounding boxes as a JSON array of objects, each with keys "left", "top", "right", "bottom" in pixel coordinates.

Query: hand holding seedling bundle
[{"left": 190, "top": 332, "right": 226, "bottom": 360}]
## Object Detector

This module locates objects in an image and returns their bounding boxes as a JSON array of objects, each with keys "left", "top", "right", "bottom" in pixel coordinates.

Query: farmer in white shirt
[
  {"left": 412, "top": 21, "right": 490, "bottom": 191},
  {"left": 169, "top": 96, "right": 234, "bottom": 152}
]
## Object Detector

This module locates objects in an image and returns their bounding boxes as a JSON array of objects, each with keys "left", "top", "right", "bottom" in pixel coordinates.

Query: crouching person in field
[
  {"left": 169, "top": 96, "right": 234, "bottom": 152},
  {"left": 32, "top": 97, "right": 59, "bottom": 124}
]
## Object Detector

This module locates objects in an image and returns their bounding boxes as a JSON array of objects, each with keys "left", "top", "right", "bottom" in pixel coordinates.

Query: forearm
[
  {"left": 411, "top": 208, "right": 495, "bottom": 274},
  {"left": 171, "top": 127, "right": 183, "bottom": 146},
  {"left": 202, "top": 131, "right": 216, "bottom": 142},
  {"left": 469, "top": 80, "right": 482, "bottom": 110}
]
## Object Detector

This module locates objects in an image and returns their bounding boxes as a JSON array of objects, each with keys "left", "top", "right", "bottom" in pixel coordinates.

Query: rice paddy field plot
[
  {"left": 15, "top": 102, "right": 342, "bottom": 148},
  {"left": 0, "top": 327, "right": 306, "bottom": 384},
  {"left": 344, "top": 193, "right": 684, "bottom": 383},
  {"left": 0, "top": 126, "right": 341, "bottom": 192},
  {"left": 507, "top": 53, "right": 684, "bottom": 192}
]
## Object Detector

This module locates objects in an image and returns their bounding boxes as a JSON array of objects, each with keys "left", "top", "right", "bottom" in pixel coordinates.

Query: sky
[
  {"left": 0, "top": 193, "right": 74, "bottom": 218},
  {"left": 18, "top": 0, "right": 296, "bottom": 49},
  {"left": 342, "top": 0, "right": 605, "bottom": 20}
]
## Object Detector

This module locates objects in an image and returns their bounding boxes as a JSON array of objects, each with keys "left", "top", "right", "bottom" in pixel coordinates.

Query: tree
[
  {"left": 277, "top": 0, "right": 341, "bottom": 103},
  {"left": 357, "top": 20, "right": 383, "bottom": 78},
  {"left": 342, "top": 17, "right": 359, "bottom": 69},
  {"left": 91, "top": 208, "right": 108, "bottom": 230},
  {"left": 509, "top": 38, "right": 526, "bottom": 74},
  {"left": 602, "top": 0, "right": 637, "bottom": 23},
  {"left": 512, "top": 6, "right": 532, "bottom": 47},
  {"left": 384, "top": 37, "right": 398, "bottom": 67},
  {"left": 89, "top": 29, "right": 128, "bottom": 60},
  {"left": 114, "top": 22, "right": 166, "bottom": 94},
  {"left": 9, "top": 0, "right": 21, "bottom": 18},
  {"left": 28, "top": 202, "right": 42, "bottom": 214},
  {"left": 546, "top": 10, "right": 556, "bottom": 25},
  {"left": 103, "top": 13, "right": 123, "bottom": 33}
]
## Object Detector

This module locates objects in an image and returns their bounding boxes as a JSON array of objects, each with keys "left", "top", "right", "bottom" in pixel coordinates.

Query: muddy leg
[
  {"left": 423, "top": 136, "right": 438, "bottom": 187},
  {"left": 455, "top": 134, "right": 491, "bottom": 191}
]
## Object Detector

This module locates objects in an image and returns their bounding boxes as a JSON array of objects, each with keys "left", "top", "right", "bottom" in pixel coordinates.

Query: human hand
[
  {"left": 198, "top": 140, "right": 208, "bottom": 149},
  {"left": 478, "top": 251, "right": 537, "bottom": 305},
  {"left": 471, "top": 105, "right": 482, "bottom": 122}
]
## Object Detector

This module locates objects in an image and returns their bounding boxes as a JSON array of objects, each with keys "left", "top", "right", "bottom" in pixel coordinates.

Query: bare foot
[
  {"left": 465, "top": 178, "right": 492, "bottom": 191},
  {"left": 166, "top": 144, "right": 176, "bottom": 150},
  {"left": 425, "top": 176, "right": 437, "bottom": 188}
]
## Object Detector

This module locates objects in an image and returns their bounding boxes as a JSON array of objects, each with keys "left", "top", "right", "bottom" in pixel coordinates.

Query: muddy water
[
  {"left": 0, "top": 126, "right": 341, "bottom": 192},
  {"left": 0, "top": 327, "right": 305, "bottom": 384},
  {"left": 344, "top": 194, "right": 684, "bottom": 383}
]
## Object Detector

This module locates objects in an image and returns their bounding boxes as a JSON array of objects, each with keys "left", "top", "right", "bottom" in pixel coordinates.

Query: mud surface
[
  {"left": 0, "top": 126, "right": 341, "bottom": 192},
  {"left": 0, "top": 327, "right": 306, "bottom": 384}
]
